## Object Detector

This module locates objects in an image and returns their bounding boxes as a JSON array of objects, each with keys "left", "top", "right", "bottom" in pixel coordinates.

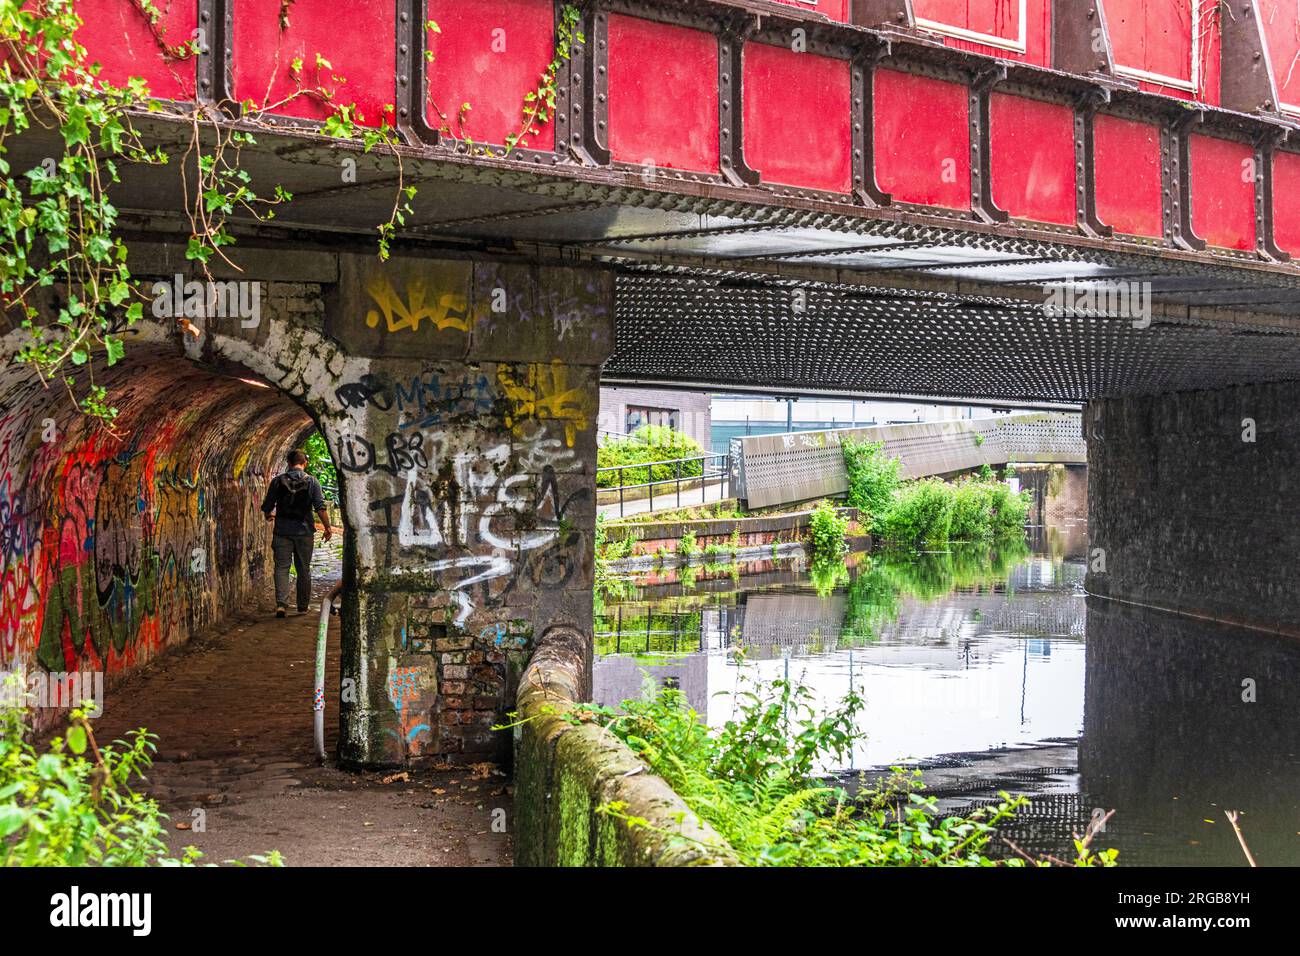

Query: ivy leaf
[
  {"left": 185, "top": 237, "right": 213, "bottom": 263},
  {"left": 60, "top": 104, "right": 90, "bottom": 146},
  {"left": 66, "top": 724, "right": 87, "bottom": 754},
  {"left": 104, "top": 336, "right": 124, "bottom": 366}
]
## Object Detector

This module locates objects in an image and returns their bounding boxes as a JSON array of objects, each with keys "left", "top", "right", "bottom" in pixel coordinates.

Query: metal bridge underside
[{"left": 84, "top": 115, "right": 1300, "bottom": 406}]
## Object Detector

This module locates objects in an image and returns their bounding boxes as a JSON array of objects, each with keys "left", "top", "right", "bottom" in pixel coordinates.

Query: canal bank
[{"left": 585, "top": 529, "right": 1300, "bottom": 867}]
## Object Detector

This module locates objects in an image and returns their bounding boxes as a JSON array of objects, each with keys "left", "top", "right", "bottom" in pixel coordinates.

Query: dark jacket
[{"left": 261, "top": 467, "right": 326, "bottom": 537}]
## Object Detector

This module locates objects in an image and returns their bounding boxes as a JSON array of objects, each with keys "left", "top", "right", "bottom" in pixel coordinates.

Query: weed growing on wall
[
  {"left": 808, "top": 499, "right": 848, "bottom": 564},
  {"left": 840, "top": 438, "right": 901, "bottom": 520},
  {"left": 1, "top": 2, "right": 582, "bottom": 422},
  {"left": 0, "top": 0, "right": 166, "bottom": 420}
]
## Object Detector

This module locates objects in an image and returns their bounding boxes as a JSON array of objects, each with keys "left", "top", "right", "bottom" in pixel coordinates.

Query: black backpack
[{"left": 278, "top": 471, "right": 313, "bottom": 520}]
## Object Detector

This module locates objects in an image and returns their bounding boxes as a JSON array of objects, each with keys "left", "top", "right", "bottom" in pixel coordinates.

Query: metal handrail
[
  {"left": 596, "top": 452, "right": 718, "bottom": 473},
  {"left": 597, "top": 451, "right": 731, "bottom": 517}
]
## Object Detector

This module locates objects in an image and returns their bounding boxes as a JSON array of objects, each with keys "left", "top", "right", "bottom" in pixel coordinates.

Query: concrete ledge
[
  {"left": 513, "top": 626, "right": 738, "bottom": 867},
  {"left": 609, "top": 506, "right": 861, "bottom": 545}
]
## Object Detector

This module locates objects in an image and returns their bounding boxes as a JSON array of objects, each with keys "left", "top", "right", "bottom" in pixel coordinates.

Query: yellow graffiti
[
  {"left": 232, "top": 445, "right": 252, "bottom": 481},
  {"left": 498, "top": 360, "right": 592, "bottom": 448},
  {"left": 365, "top": 276, "right": 471, "bottom": 334}
]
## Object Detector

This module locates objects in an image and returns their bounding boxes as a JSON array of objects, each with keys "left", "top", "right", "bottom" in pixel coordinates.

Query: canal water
[{"left": 593, "top": 527, "right": 1300, "bottom": 866}]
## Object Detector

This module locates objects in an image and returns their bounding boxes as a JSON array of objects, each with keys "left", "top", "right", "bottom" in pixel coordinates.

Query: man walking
[{"left": 261, "top": 449, "right": 333, "bottom": 618}]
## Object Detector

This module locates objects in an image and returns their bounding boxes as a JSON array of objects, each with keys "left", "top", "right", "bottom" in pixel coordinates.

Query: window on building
[{"left": 626, "top": 405, "right": 679, "bottom": 433}]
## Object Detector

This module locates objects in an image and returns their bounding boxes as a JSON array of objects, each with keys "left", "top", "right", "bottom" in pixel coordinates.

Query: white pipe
[{"left": 313, "top": 598, "right": 332, "bottom": 761}]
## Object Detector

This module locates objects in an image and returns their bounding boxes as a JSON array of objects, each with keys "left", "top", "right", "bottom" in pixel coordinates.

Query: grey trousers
[{"left": 272, "top": 533, "right": 314, "bottom": 611}]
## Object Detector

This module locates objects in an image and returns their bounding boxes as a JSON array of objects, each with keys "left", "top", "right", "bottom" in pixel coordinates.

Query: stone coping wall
[
  {"left": 605, "top": 507, "right": 863, "bottom": 560},
  {"left": 513, "top": 626, "right": 737, "bottom": 867},
  {"left": 608, "top": 506, "right": 860, "bottom": 546}
]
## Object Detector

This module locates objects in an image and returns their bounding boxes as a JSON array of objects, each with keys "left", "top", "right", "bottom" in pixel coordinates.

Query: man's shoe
[
  {"left": 297, "top": 606, "right": 310, "bottom": 614},
  {"left": 276, "top": 606, "right": 287, "bottom": 618}
]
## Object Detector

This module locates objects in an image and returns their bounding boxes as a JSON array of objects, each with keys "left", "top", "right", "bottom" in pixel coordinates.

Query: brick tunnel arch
[{"left": 0, "top": 331, "right": 338, "bottom": 733}]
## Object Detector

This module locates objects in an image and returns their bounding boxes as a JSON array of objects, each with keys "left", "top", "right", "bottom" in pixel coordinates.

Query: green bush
[
  {"left": 841, "top": 438, "right": 901, "bottom": 523},
  {"left": 872, "top": 474, "right": 1031, "bottom": 548},
  {"left": 948, "top": 481, "right": 996, "bottom": 542},
  {"left": 988, "top": 481, "right": 1031, "bottom": 537},
  {"left": 876, "top": 479, "right": 953, "bottom": 548},
  {"left": 598, "top": 425, "right": 705, "bottom": 488},
  {"left": 304, "top": 430, "right": 337, "bottom": 497},
  {"left": 808, "top": 500, "right": 849, "bottom": 564}
]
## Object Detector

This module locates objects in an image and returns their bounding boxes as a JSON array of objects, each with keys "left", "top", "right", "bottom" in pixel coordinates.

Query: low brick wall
[
  {"left": 607, "top": 506, "right": 862, "bottom": 557},
  {"left": 513, "top": 626, "right": 737, "bottom": 867}
]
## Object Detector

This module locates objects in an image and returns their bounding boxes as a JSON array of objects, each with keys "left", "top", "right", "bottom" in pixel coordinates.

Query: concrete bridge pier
[
  {"left": 309, "top": 257, "right": 614, "bottom": 767},
  {"left": 1084, "top": 382, "right": 1300, "bottom": 636}
]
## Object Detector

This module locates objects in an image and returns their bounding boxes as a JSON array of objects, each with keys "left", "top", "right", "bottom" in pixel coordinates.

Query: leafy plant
[
  {"left": 678, "top": 530, "right": 698, "bottom": 557},
  {"left": 0, "top": 0, "right": 167, "bottom": 422},
  {"left": 503, "top": 4, "right": 581, "bottom": 156},
  {"left": 585, "top": 677, "right": 1066, "bottom": 867},
  {"left": 875, "top": 479, "right": 953, "bottom": 548},
  {"left": 841, "top": 438, "right": 901, "bottom": 523},
  {"left": 0, "top": 682, "right": 281, "bottom": 866},
  {"left": 948, "top": 481, "right": 996, "bottom": 543},
  {"left": 808, "top": 499, "right": 848, "bottom": 564},
  {"left": 2, "top": 3, "right": 577, "bottom": 424},
  {"left": 303, "top": 430, "right": 337, "bottom": 497}
]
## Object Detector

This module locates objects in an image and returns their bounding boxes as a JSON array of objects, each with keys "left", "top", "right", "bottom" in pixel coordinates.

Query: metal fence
[{"left": 597, "top": 451, "right": 731, "bottom": 518}]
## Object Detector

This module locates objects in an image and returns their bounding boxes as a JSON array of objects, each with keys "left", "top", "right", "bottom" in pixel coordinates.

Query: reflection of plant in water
[
  {"left": 838, "top": 542, "right": 1032, "bottom": 646},
  {"left": 593, "top": 575, "right": 636, "bottom": 619},
  {"left": 594, "top": 608, "right": 703, "bottom": 656},
  {"left": 809, "top": 559, "right": 849, "bottom": 597}
]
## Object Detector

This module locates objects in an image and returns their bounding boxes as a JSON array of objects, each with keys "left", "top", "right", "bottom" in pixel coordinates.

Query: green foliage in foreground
[
  {"left": 0, "top": 690, "right": 282, "bottom": 867},
  {"left": 587, "top": 677, "right": 1116, "bottom": 867},
  {"left": 597, "top": 425, "right": 706, "bottom": 488}
]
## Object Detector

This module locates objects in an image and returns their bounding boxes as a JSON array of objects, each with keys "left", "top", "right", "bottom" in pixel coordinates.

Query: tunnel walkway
[{"left": 88, "top": 545, "right": 512, "bottom": 867}]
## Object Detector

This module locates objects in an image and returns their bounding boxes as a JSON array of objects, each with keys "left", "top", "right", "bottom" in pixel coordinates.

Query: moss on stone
[{"left": 513, "top": 625, "right": 738, "bottom": 867}]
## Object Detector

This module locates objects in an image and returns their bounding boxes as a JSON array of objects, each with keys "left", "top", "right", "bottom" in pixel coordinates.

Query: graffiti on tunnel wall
[{"left": 0, "top": 357, "right": 309, "bottom": 718}]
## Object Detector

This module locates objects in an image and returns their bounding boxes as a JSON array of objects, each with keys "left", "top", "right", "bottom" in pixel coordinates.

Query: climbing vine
[
  {"left": 505, "top": 4, "right": 581, "bottom": 155},
  {"left": 0, "top": 1, "right": 581, "bottom": 423},
  {"left": 431, "top": 4, "right": 582, "bottom": 157},
  {"left": 0, "top": 0, "right": 169, "bottom": 421}
]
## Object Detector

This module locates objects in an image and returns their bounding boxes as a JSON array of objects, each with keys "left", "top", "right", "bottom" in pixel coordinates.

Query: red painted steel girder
[{"left": 62, "top": 1, "right": 1300, "bottom": 268}]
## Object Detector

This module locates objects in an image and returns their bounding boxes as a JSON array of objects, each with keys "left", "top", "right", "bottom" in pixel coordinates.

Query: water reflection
[{"left": 594, "top": 538, "right": 1300, "bottom": 866}]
